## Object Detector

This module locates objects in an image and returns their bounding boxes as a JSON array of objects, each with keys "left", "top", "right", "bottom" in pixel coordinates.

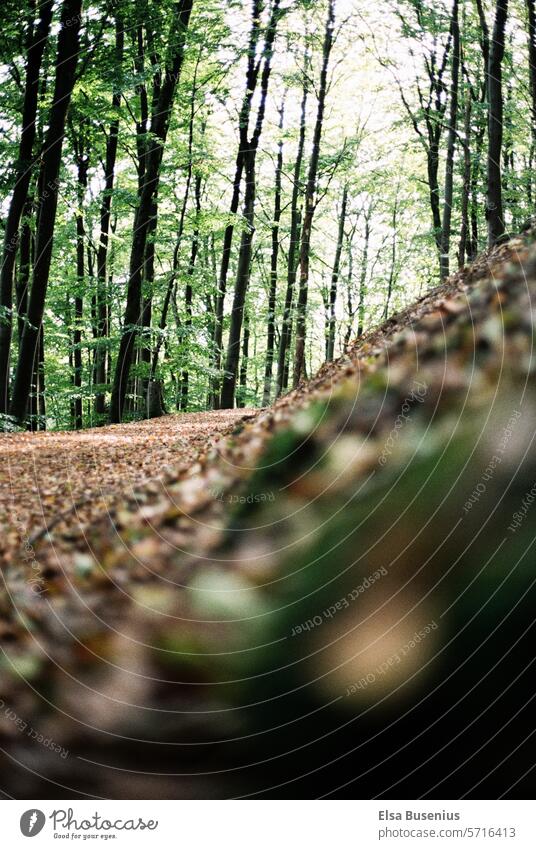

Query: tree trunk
[
  {"left": 0, "top": 0, "right": 54, "bottom": 413},
  {"left": 275, "top": 58, "right": 308, "bottom": 398},
  {"left": 210, "top": 0, "right": 264, "bottom": 408},
  {"left": 357, "top": 214, "right": 370, "bottom": 339},
  {"left": 526, "top": 0, "right": 536, "bottom": 208},
  {"left": 73, "top": 142, "right": 89, "bottom": 430},
  {"left": 179, "top": 174, "right": 202, "bottom": 412},
  {"left": 139, "top": 203, "right": 157, "bottom": 414},
  {"left": 458, "top": 90, "right": 472, "bottom": 268},
  {"left": 9, "top": 0, "right": 84, "bottom": 424},
  {"left": 326, "top": 184, "right": 348, "bottom": 361},
  {"left": 15, "top": 196, "right": 34, "bottom": 345},
  {"left": 220, "top": 153, "right": 256, "bottom": 409},
  {"left": 220, "top": 0, "right": 282, "bottom": 409},
  {"left": 28, "top": 324, "right": 45, "bottom": 430},
  {"left": 238, "top": 311, "right": 250, "bottom": 409},
  {"left": 439, "top": 0, "right": 460, "bottom": 280},
  {"left": 384, "top": 197, "right": 399, "bottom": 320},
  {"left": 293, "top": 0, "right": 336, "bottom": 387},
  {"left": 211, "top": 153, "right": 244, "bottom": 408},
  {"left": 486, "top": 0, "right": 508, "bottom": 246},
  {"left": 110, "top": 0, "right": 194, "bottom": 423},
  {"left": 94, "top": 11, "right": 124, "bottom": 420},
  {"left": 262, "top": 99, "right": 285, "bottom": 406}
]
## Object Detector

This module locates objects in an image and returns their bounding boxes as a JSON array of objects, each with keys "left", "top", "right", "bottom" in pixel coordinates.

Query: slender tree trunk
[
  {"left": 37, "top": 325, "right": 45, "bottom": 427},
  {"left": 262, "top": 99, "right": 285, "bottom": 405},
  {"left": 326, "top": 184, "right": 348, "bottom": 361},
  {"left": 220, "top": 153, "right": 256, "bottom": 408},
  {"left": 110, "top": 0, "right": 194, "bottom": 423},
  {"left": 179, "top": 174, "right": 202, "bottom": 412},
  {"left": 10, "top": 0, "right": 83, "bottom": 424},
  {"left": 94, "top": 12, "right": 124, "bottom": 419},
  {"left": 0, "top": 0, "right": 54, "bottom": 413},
  {"left": 150, "top": 175, "right": 192, "bottom": 382},
  {"left": 150, "top": 75, "right": 204, "bottom": 397},
  {"left": 486, "top": 0, "right": 509, "bottom": 246},
  {"left": 357, "top": 214, "right": 370, "bottom": 339},
  {"left": 293, "top": 0, "right": 336, "bottom": 387},
  {"left": 139, "top": 203, "right": 157, "bottom": 413},
  {"left": 458, "top": 90, "right": 472, "bottom": 268},
  {"left": 238, "top": 310, "right": 250, "bottom": 409},
  {"left": 15, "top": 196, "right": 34, "bottom": 345},
  {"left": 220, "top": 0, "right": 282, "bottom": 408},
  {"left": 73, "top": 145, "right": 89, "bottom": 430},
  {"left": 526, "top": 0, "right": 536, "bottom": 209},
  {"left": 384, "top": 198, "right": 399, "bottom": 320},
  {"left": 210, "top": 0, "right": 264, "bottom": 408},
  {"left": 275, "top": 59, "right": 308, "bottom": 397},
  {"left": 211, "top": 153, "right": 244, "bottom": 408},
  {"left": 440, "top": 0, "right": 460, "bottom": 280},
  {"left": 29, "top": 324, "right": 45, "bottom": 430},
  {"left": 428, "top": 139, "right": 443, "bottom": 264}
]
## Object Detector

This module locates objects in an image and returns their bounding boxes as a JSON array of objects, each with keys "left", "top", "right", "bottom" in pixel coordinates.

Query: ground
[
  {"left": 0, "top": 231, "right": 535, "bottom": 798},
  {"left": 0, "top": 409, "right": 253, "bottom": 564}
]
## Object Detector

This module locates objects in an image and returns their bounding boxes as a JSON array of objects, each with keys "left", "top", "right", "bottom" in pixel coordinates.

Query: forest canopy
[{"left": 0, "top": 0, "right": 532, "bottom": 429}]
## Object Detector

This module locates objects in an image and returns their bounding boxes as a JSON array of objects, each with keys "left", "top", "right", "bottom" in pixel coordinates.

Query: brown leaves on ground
[{"left": 0, "top": 409, "right": 255, "bottom": 565}]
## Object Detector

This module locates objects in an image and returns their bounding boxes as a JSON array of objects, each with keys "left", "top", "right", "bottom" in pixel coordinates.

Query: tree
[
  {"left": 9, "top": 0, "right": 84, "bottom": 424},
  {"left": 439, "top": 0, "right": 460, "bottom": 280},
  {"left": 262, "top": 97, "right": 285, "bottom": 405},
  {"left": 275, "top": 49, "right": 309, "bottom": 397},
  {"left": 70, "top": 116, "right": 91, "bottom": 429},
  {"left": 487, "top": 0, "right": 509, "bottom": 245},
  {"left": 94, "top": 8, "right": 124, "bottom": 420},
  {"left": 220, "top": 0, "right": 282, "bottom": 408},
  {"left": 210, "top": 0, "right": 265, "bottom": 408},
  {"left": 326, "top": 183, "right": 348, "bottom": 360},
  {"left": 0, "top": 0, "right": 54, "bottom": 413},
  {"left": 293, "top": 0, "right": 336, "bottom": 387},
  {"left": 109, "top": 0, "right": 194, "bottom": 423}
]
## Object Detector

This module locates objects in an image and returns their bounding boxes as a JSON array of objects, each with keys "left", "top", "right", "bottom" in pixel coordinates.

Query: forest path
[{"left": 0, "top": 408, "right": 256, "bottom": 565}]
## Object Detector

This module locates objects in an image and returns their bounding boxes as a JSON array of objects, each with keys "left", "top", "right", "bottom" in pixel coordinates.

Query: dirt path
[{"left": 0, "top": 409, "right": 256, "bottom": 565}]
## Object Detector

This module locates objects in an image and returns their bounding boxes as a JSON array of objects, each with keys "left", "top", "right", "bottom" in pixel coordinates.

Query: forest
[
  {"left": 1, "top": 0, "right": 536, "bottom": 806},
  {"left": 0, "top": 0, "right": 531, "bottom": 429}
]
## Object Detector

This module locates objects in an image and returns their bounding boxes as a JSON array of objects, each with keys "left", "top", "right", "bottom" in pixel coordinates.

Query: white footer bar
[{"left": 2, "top": 800, "right": 535, "bottom": 848}]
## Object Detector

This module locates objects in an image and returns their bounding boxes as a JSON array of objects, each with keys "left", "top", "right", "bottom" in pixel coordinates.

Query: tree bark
[
  {"left": 238, "top": 310, "right": 250, "bottom": 409},
  {"left": 326, "top": 184, "right": 348, "bottom": 361},
  {"left": 275, "top": 57, "right": 308, "bottom": 397},
  {"left": 94, "top": 11, "right": 124, "bottom": 419},
  {"left": 179, "top": 174, "right": 202, "bottom": 411},
  {"left": 262, "top": 98, "right": 285, "bottom": 406},
  {"left": 526, "top": 0, "right": 536, "bottom": 208},
  {"left": 357, "top": 213, "right": 370, "bottom": 339},
  {"left": 220, "top": 0, "right": 282, "bottom": 409},
  {"left": 458, "top": 89, "right": 472, "bottom": 268},
  {"left": 293, "top": 0, "right": 336, "bottom": 387},
  {"left": 439, "top": 0, "right": 460, "bottom": 280},
  {"left": 0, "top": 0, "right": 54, "bottom": 413},
  {"left": 150, "top": 61, "right": 203, "bottom": 388},
  {"left": 73, "top": 130, "right": 90, "bottom": 430},
  {"left": 15, "top": 196, "right": 34, "bottom": 345},
  {"left": 210, "top": 0, "right": 264, "bottom": 408},
  {"left": 486, "top": 0, "right": 508, "bottom": 246},
  {"left": 383, "top": 195, "right": 399, "bottom": 320},
  {"left": 10, "top": 0, "right": 84, "bottom": 424},
  {"left": 110, "top": 0, "right": 194, "bottom": 423}
]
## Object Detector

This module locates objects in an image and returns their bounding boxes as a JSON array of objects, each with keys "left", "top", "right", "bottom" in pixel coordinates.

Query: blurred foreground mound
[{"left": 1, "top": 232, "right": 536, "bottom": 798}]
